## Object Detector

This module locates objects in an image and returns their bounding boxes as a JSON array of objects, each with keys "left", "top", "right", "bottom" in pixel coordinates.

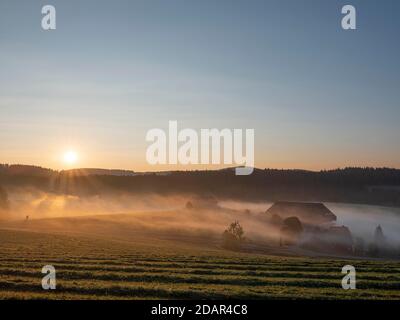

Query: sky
[{"left": 0, "top": 0, "right": 399, "bottom": 171}]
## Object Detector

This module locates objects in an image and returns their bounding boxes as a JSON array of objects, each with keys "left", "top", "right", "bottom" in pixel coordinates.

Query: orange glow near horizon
[
  {"left": 62, "top": 151, "right": 78, "bottom": 167},
  {"left": 2, "top": 149, "right": 400, "bottom": 173}
]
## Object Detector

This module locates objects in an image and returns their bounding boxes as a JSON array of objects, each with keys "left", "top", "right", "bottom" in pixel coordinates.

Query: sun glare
[{"left": 63, "top": 151, "right": 78, "bottom": 165}]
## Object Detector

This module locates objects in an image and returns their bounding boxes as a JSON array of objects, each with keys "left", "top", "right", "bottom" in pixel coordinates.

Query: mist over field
[
  {"left": 0, "top": 188, "right": 275, "bottom": 241},
  {"left": 1, "top": 187, "right": 400, "bottom": 252},
  {"left": 5, "top": 188, "right": 185, "bottom": 219},
  {"left": 0, "top": 0, "right": 399, "bottom": 303},
  {"left": 220, "top": 200, "right": 400, "bottom": 247},
  {"left": 1, "top": 175, "right": 400, "bottom": 301},
  {"left": 329, "top": 203, "right": 400, "bottom": 244}
]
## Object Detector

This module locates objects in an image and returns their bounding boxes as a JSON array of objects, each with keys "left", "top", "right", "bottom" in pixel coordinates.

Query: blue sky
[{"left": 0, "top": 0, "right": 399, "bottom": 170}]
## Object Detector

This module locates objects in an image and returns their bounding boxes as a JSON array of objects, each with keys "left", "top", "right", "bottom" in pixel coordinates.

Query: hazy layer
[{"left": 2, "top": 189, "right": 400, "bottom": 247}]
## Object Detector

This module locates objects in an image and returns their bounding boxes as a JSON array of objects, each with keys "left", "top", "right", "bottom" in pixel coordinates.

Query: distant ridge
[
  {"left": 61, "top": 168, "right": 137, "bottom": 176},
  {"left": 0, "top": 164, "right": 54, "bottom": 176},
  {"left": 1, "top": 164, "right": 400, "bottom": 206},
  {"left": 0, "top": 165, "right": 136, "bottom": 177},
  {"left": 2, "top": 163, "right": 400, "bottom": 178}
]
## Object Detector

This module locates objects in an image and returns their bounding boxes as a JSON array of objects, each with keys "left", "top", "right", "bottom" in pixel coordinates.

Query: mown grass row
[
  {"left": 1, "top": 263, "right": 400, "bottom": 282},
  {"left": 1, "top": 229, "right": 400, "bottom": 300},
  {"left": 4, "top": 254, "right": 399, "bottom": 268},
  {"left": 1, "top": 261, "right": 400, "bottom": 291},
  {"left": 1, "top": 258, "right": 399, "bottom": 277},
  {"left": 1, "top": 274, "right": 399, "bottom": 300}
]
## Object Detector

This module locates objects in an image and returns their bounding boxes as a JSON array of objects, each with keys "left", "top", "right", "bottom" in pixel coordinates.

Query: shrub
[
  {"left": 222, "top": 221, "right": 245, "bottom": 250},
  {"left": 185, "top": 201, "right": 194, "bottom": 210}
]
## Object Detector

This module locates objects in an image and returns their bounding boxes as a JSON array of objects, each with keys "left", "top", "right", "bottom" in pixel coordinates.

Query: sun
[{"left": 63, "top": 151, "right": 78, "bottom": 165}]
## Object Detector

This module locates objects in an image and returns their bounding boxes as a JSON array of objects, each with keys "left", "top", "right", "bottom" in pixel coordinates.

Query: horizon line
[{"left": 1, "top": 163, "right": 400, "bottom": 174}]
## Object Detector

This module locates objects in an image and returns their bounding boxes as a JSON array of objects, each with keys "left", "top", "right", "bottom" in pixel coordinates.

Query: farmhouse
[
  {"left": 302, "top": 225, "right": 354, "bottom": 255},
  {"left": 265, "top": 201, "right": 336, "bottom": 226},
  {"left": 265, "top": 202, "right": 355, "bottom": 255}
]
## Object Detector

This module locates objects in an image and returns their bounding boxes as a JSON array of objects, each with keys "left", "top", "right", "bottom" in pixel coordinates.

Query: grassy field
[{"left": 1, "top": 217, "right": 400, "bottom": 301}]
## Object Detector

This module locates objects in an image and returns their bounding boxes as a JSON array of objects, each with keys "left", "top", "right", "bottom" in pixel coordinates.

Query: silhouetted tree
[
  {"left": 222, "top": 221, "right": 245, "bottom": 250},
  {"left": 374, "top": 225, "right": 386, "bottom": 246}
]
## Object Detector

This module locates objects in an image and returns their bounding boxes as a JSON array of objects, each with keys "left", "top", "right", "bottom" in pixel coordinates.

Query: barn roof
[{"left": 265, "top": 201, "right": 336, "bottom": 224}]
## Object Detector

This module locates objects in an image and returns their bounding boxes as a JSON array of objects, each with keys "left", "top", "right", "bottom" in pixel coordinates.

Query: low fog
[
  {"left": 220, "top": 200, "right": 400, "bottom": 245},
  {"left": 0, "top": 188, "right": 280, "bottom": 241},
  {"left": 1, "top": 188, "right": 400, "bottom": 256},
  {"left": 328, "top": 203, "right": 400, "bottom": 244},
  {"left": 4, "top": 188, "right": 186, "bottom": 219}
]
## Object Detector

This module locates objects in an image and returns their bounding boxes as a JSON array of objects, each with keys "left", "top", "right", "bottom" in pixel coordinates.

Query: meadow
[{"left": 1, "top": 216, "right": 400, "bottom": 300}]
